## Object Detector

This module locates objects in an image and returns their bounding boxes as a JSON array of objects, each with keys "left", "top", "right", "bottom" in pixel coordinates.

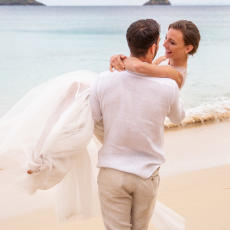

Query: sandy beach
[{"left": 1, "top": 120, "right": 230, "bottom": 230}]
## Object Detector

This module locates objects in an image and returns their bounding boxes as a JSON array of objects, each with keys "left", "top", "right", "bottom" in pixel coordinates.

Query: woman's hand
[
  {"left": 109, "top": 55, "right": 143, "bottom": 73},
  {"left": 152, "top": 56, "right": 167, "bottom": 65},
  {"left": 123, "top": 57, "right": 143, "bottom": 72},
  {"left": 110, "top": 54, "right": 127, "bottom": 72}
]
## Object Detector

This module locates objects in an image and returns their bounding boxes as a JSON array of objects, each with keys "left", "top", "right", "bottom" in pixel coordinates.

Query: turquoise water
[{"left": 0, "top": 6, "right": 230, "bottom": 115}]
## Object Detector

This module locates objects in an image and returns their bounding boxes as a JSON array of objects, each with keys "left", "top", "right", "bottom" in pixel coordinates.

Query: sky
[{"left": 39, "top": 0, "right": 230, "bottom": 6}]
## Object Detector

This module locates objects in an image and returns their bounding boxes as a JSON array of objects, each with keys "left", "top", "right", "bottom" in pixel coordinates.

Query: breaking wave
[{"left": 165, "top": 98, "right": 230, "bottom": 129}]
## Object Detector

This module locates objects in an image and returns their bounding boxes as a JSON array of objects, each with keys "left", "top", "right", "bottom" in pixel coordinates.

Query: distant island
[
  {"left": 143, "top": 0, "right": 171, "bottom": 5},
  {"left": 0, "top": 0, "right": 45, "bottom": 5}
]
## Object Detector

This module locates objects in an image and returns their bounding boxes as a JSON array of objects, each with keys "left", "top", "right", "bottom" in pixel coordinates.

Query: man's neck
[{"left": 131, "top": 55, "right": 152, "bottom": 64}]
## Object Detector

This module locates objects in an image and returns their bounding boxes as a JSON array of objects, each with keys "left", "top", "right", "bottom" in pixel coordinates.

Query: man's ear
[
  {"left": 150, "top": 44, "right": 156, "bottom": 56},
  {"left": 150, "top": 37, "right": 160, "bottom": 56},
  {"left": 185, "top": 45, "right": 193, "bottom": 54}
]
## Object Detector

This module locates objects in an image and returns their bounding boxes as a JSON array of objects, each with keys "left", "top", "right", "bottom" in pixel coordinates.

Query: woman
[
  {"left": 110, "top": 20, "right": 200, "bottom": 89},
  {"left": 0, "top": 20, "right": 200, "bottom": 229}
]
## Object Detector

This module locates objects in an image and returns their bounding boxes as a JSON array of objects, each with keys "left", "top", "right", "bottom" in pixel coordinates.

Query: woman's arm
[
  {"left": 110, "top": 55, "right": 183, "bottom": 88},
  {"left": 124, "top": 57, "right": 183, "bottom": 88}
]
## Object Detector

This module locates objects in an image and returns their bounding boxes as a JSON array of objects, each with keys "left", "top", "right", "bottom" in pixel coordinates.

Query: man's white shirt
[{"left": 90, "top": 70, "right": 185, "bottom": 178}]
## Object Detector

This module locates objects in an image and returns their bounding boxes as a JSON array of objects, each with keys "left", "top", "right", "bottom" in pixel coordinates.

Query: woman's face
[{"left": 163, "top": 28, "right": 189, "bottom": 60}]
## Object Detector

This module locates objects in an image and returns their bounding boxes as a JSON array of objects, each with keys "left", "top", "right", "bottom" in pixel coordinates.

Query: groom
[{"left": 90, "top": 19, "right": 185, "bottom": 230}]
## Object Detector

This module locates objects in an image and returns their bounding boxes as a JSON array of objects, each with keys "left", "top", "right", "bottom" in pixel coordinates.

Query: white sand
[
  {"left": 162, "top": 120, "right": 230, "bottom": 176},
  {"left": 1, "top": 121, "right": 230, "bottom": 229}
]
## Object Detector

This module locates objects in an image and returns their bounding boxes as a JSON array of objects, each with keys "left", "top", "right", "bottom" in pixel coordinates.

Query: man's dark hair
[{"left": 126, "top": 19, "right": 160, "bottom": 58}]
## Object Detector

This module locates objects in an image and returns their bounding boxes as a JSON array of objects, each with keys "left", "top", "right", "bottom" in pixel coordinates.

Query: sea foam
[{"left": 165, "top": 98, "right": 230, "bottom": 129}]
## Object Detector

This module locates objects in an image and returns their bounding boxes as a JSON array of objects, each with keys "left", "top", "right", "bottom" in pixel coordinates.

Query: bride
[{"left": 0, "top": 20, "right": 200, "bottom": 230}]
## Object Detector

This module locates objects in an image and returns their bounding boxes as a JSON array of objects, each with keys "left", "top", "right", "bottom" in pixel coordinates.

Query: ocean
[{"left": 0, "top": 5, "right": 230, "bottom": 121}]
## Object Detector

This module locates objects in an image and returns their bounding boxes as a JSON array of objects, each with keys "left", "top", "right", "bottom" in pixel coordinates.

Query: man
[{"left": 90, "top": 19, "right": 185, "bottom": 230}]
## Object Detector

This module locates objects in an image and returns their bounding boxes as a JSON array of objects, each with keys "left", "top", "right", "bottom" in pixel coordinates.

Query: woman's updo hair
[{"left": 169, "top": 20, "right": 200, "bottom": 55}]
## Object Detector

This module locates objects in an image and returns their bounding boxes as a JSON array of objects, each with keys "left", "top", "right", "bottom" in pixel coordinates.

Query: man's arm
[
  {"left": 90, "top": 78, "right": 104, "bottom": 143},
  {"left": 94, "top": 120, "right": 104, "bottom": 143},
  {"left": 90, "top": 78, "right": 102, "bottom": 122},
  {"left": 167, "top": 83, "right": 185, "bottom": 124}
]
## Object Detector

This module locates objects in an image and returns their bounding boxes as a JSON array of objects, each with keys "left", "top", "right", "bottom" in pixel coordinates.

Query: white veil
[{"left": 0, "top": 70, "right": 185, "bottom": 229}]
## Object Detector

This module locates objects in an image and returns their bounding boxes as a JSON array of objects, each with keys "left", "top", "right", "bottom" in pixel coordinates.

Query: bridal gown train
[{"left": 0, "top": 70, "right": 185, "bottom": 230}]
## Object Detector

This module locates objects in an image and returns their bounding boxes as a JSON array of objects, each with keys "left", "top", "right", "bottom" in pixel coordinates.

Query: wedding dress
[{"left": 0, "top": 70, "right": 185, "bottom": 230}]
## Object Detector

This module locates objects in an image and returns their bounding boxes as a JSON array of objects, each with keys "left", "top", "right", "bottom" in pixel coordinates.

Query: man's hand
[{"left": 110, "top": 54, "right": 127, "bottom": 72}]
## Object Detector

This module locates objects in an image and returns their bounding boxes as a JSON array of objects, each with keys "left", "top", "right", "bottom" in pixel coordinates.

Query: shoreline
[{"left": 165, "top": 101, "right": 230, "bottom": 129}]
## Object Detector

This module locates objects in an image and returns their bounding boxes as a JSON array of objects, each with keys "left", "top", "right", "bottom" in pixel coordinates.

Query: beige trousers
[{"left": 97, "top": 167, "right": 160, "bottom": 230}]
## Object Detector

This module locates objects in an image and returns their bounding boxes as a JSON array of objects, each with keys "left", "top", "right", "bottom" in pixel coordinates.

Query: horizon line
[{"left": 25, "top": 4, "right": 230, "bottom": 6}]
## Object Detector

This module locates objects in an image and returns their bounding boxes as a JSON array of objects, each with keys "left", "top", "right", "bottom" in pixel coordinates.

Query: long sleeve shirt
[{"left": 90, "top": 70, "right": 185, "bottom": 178}]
